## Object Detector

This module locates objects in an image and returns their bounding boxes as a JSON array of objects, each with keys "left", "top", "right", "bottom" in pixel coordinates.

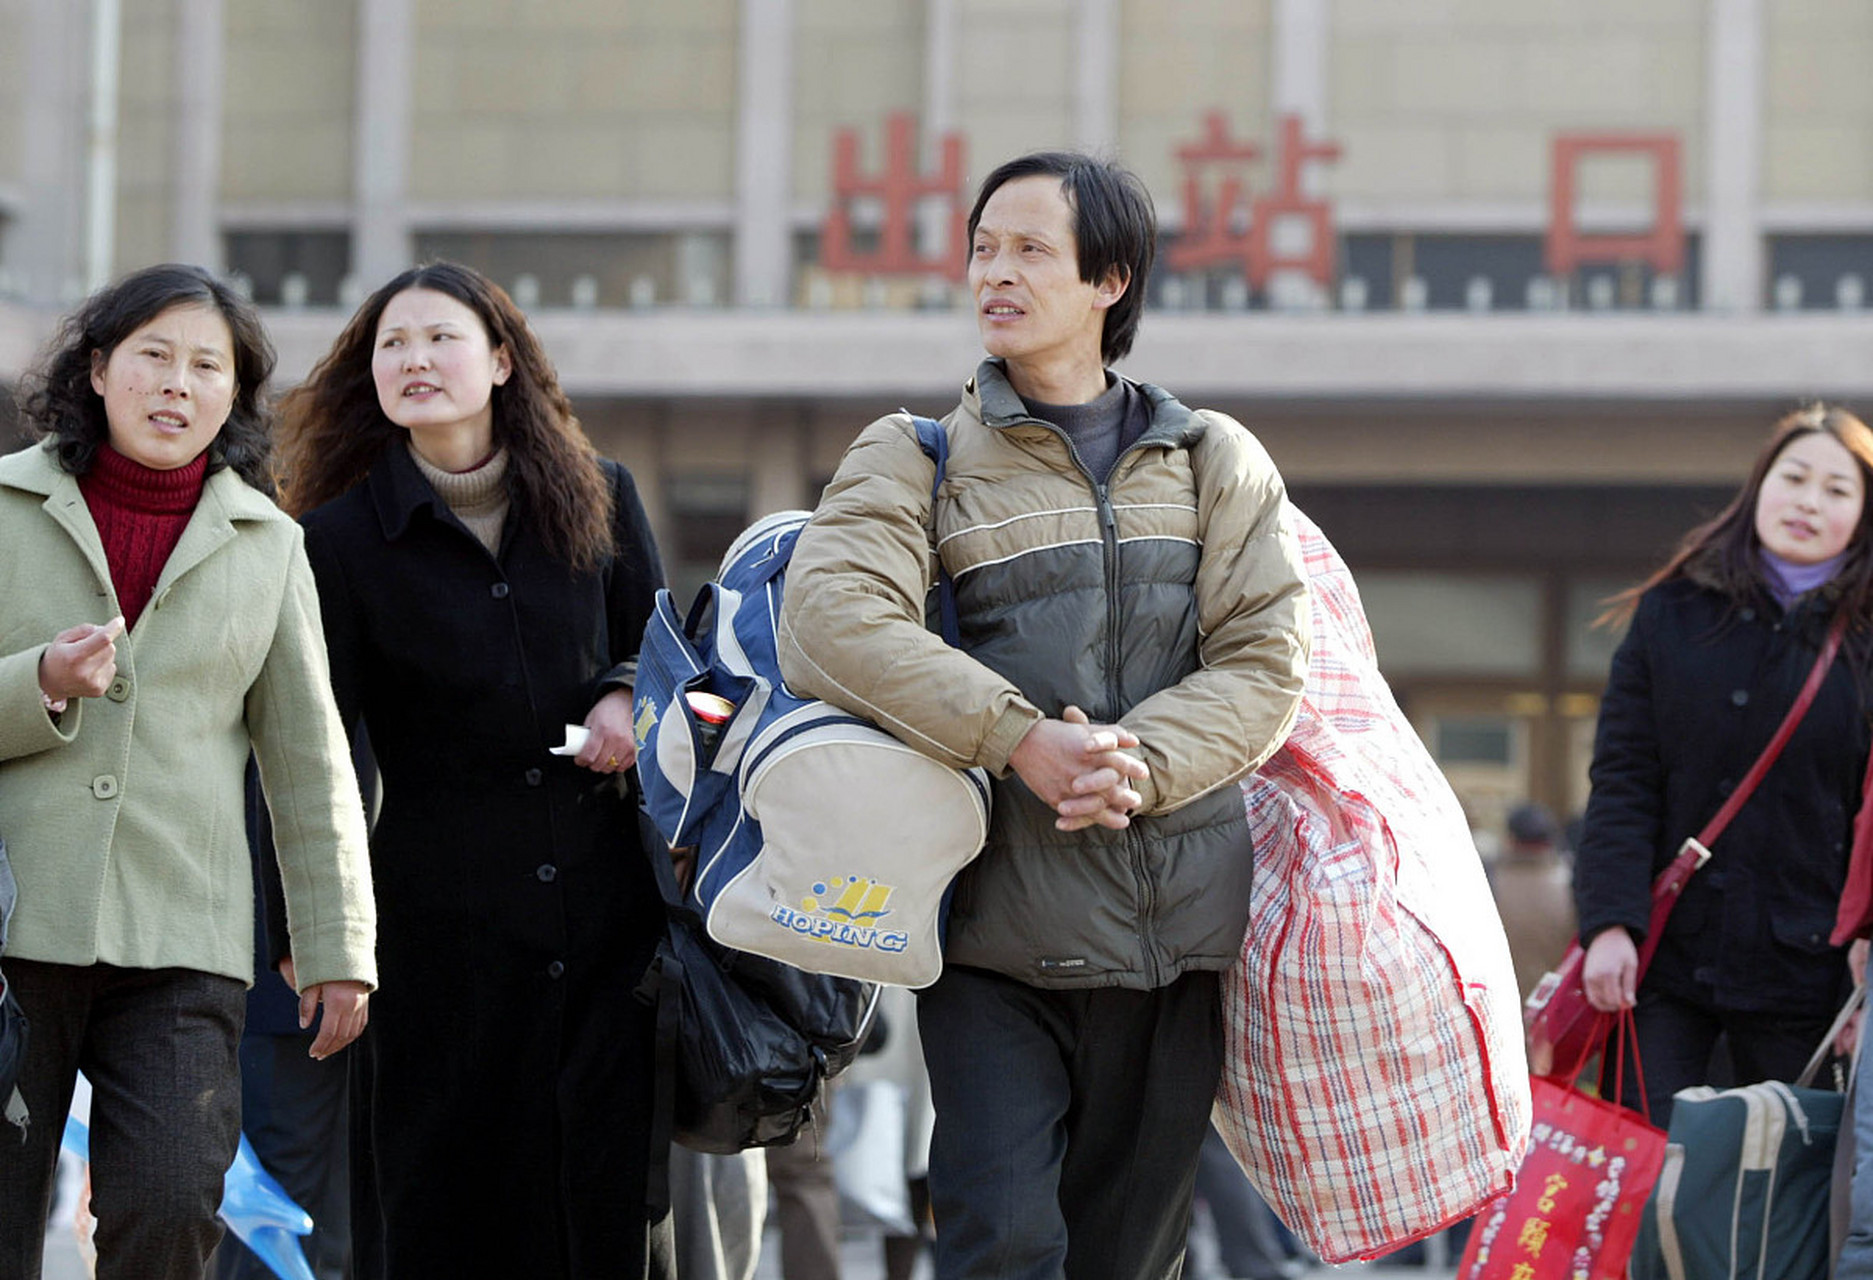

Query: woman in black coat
[
  {"left": 277, "top": 262, "right": 672, "bottom": 1278},
  {"left": 1576, "top": 404, "right": 1873, "bottom": 1127}
]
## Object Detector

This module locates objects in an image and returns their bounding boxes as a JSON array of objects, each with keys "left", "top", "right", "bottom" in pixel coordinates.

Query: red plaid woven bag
[{"left": 1217, "top": 507, "right": 1532, "bottom": 1263}]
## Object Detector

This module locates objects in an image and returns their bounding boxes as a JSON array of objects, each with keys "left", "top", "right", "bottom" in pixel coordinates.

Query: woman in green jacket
[{"left": 0, "top": 264, "right": 377, "bottom": 1280}]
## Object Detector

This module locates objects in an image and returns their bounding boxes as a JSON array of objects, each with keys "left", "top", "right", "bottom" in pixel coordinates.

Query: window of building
[
  {"left": 665, "top": 473, "right": 750, "bottom": 604},
  {"left": 1564, "top": 575, "right": 1635, "bottom": 681},
  {"left": 412, "top": 231, "right": 731, "bottom": 309},
  {"left": 1150, "top": 231, "right": 1704, "bottom": 312},
  {"left": 1765, "top": 235, "right": 1873, "bottom": 311},
  {"left": 1357, "top": 571, "right": 1543, "bottom": 677},
  {"left": 223, "top": 231, "right": 351, "bottom": 306}
]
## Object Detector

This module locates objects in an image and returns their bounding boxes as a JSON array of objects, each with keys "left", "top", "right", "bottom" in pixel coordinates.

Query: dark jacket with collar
[
  {"left": 1574, "top": 576, "right": 1870, "bottom": 1016},
  {"left": 780, "top": 361, "right": 1309, "bottom": 990},
  {"left": 298, "top": 443, "right": 667, "bottom": 1272}
]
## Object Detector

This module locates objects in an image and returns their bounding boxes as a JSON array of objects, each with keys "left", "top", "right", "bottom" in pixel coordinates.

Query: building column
[
  {"left": 1703, "top": 0, "right": 1763, "bottom": 314},
  {"left": 352, "top": 0, "right": 414, "bottom": 287},
  {"left": 734, "top": 0, "right": 794, "bottom": 308},
  {"left": 1073, "top": 0, "right": 1120, "bottom": 154},
  {"left": 1272, "top": 0, "right": 1330, "bottom": 134},
  {"left": 170, "top": 0, "right": 226, "bottom": 271},
  {"left": 748, "top": 404, "right": 809, "bottom": 517},
  {"left": 924, "top": 0, "right": 956, "bottom": 149},
  {"left": 10, "top": 0, "right": 88, "bottom": 302}
]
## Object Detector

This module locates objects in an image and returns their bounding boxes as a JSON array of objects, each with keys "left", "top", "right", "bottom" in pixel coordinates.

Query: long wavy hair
[
  {"left": 276, "top": 261, "right": 614, "bottom": 571},
  {"left": 18, "top": 263, "right": 277, "bottom": 492},
  {"left": 1602, "top": 404, "right": 1873, "bottom": 645}
]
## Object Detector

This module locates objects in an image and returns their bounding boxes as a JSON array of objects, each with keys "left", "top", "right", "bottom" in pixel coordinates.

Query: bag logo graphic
[
  {"left": 634, "top": 694, "right": 659, "bottom": 742},
  {"left": 770, "top": 876, "right": 909, "bottom": 953}
]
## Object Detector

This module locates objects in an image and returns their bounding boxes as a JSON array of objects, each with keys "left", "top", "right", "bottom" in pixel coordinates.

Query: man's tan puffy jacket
[{"left": 779, "top": 361, "right": 1308, "bottom": 989}]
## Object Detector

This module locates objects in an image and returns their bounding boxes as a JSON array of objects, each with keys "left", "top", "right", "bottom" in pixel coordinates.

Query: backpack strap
[{"left": 906, "top": 414, "right": 960, "bottom": 648}]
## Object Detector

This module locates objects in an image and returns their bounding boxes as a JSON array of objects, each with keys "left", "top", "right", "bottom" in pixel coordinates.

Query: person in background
[
  {"left": 1491, "top": 801, "right": 1576, "bottom": 1001},
  {"left": 0, "top": 263, "right": 376, "bottom": 1280},
  {"left": 1575, "top": 404, "right": 1873, "bottom": 1127},
  {"left": 275, "top": 261, "right": 671, "bottom": 1279}
]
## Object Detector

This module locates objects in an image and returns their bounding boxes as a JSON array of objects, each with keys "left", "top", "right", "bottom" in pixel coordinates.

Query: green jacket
[{"left": 0, "top": 443, "right": 375, "bottom": 991}]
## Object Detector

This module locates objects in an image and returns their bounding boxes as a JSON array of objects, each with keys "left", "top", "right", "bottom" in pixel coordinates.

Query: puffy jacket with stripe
[{"left": 779, "top": 360, "right": 1308, "bottom": 990}]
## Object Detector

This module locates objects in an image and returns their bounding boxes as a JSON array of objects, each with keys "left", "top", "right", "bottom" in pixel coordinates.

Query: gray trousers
[{"left": 0, "top": 960, "right": 245, "bottom": 1280}]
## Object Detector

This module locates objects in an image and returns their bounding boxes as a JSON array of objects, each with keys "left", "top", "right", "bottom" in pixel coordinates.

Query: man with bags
[{"left": 778, "top": 152, "right": 1309, "bottom": 1280}]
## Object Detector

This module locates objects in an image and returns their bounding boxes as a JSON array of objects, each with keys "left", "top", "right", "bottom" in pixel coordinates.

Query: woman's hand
[
  {"left": 1840, "top": 939, "right": 1870, "bottom": 1056},
  {"left": 280, "top": 956, "right": 370, "bottom": 1059},
  {"left": 576, "top": 687, "right": 637, "bottom": 774},
  {"left": 1582, "top": 926, "right": 1639, "bottom": 1012},
  {"left": 38, "top": 617, "right": 126, "bottom": 703}
]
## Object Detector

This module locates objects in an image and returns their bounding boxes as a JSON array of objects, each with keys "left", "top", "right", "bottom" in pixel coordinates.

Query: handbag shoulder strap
[{"left": 1695, "top": 613, "right": 1847, "bottom": 852}]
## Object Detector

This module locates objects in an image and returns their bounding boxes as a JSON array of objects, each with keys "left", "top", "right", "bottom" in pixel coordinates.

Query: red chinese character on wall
[
  {"left": 1251, "top": 114, "right": 1343, "bottom": 291},
  {"left": 1167, "top": 112, "right": 1343, "bottom": 294},
  {"left": 1545, "top": 133, "right": 1683, "bottom": 279},
  {"left": 1165, "top": 111, "right": 1262, "bottom": 277},
  {"left": 821, "top": 113, "right": 968, "bottom": 280}
]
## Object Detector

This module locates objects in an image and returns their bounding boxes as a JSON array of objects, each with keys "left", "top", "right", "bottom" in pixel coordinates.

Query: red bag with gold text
[{"left": 1456, "top": 1017, "right": 1666, "bottom": 1280}]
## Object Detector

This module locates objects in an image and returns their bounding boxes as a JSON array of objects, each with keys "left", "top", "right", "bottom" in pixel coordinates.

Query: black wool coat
[
  {"left": 301, "top": 444, "right": 669, "bottom": 1278},
  {"left": 1574, "top": 577, "right": 1871, "bottom": 1017}
]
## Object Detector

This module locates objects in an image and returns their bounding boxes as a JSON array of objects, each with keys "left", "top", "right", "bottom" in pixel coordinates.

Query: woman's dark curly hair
[
  {"left": 17, "top": 263, "right": 277, "bottom": 492},
  {"left": 276, "top": 260, "right": 614, "bottom": 571}
]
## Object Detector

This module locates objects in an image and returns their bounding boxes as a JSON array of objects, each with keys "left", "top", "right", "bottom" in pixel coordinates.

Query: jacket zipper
[
  {"left": 1024, "top": 416, "right": 1173, "bottom": 987},
  {"left": 1095, "top": 477, "right": 1162, "bottom": 986}
]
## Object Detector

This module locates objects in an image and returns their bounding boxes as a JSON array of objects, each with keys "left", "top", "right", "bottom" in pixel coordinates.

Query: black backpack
[
  {"left": 633, "top": 808, "right": 875, "bottom": 1201},
  {"left": 0, "top": 835, "right": 29, "bottom": 1138}
]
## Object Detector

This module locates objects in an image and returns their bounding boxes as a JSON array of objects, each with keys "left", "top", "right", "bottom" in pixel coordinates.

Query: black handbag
[
  {"left": 0, "top": 833, "right": 30, "bottom": 1138},
  {"left": 632, "top": 808, "right": 876, "bottom": 1205}
]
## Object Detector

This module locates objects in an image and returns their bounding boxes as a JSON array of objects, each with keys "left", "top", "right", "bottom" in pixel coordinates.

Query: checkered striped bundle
[{"left": 1216, "top": 507, "right": 1532, "bottom": 1263}]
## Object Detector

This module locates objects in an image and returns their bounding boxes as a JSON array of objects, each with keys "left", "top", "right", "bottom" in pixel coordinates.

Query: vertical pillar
[
  {"left": 1703, "top": 0, "right": 1763, "bottom": 313},
  {"left": 1272, "top": 0, "right": 1330, "bottom": 163},
  {"left": 734, "top": 0, "right": 795, "bottom": 308},
  {"left": 1073, "top": 0, "right": 1119, "bottom": 154},
  {"left": 170, "top": 0, "right": 226, "bottom": 271},
  {"left": 748, "top": 404, "right": 808, "bottom": 517},
  {"left": 84, "top": 0, "right": 121, "bottom": 292},
  {"left": 924, "top": 0, "right": 956, "bottom": 152},
  {"left": 353, "top": 0, "right": 414, "bottom": 286},
  {"left": 11, "top": 0, "right": 88, "bottom": 301}
]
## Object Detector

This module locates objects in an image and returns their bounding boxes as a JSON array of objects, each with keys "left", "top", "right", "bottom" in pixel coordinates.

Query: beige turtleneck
[{"left": 408, "top": 441, "right": 510, "bottom": 554}]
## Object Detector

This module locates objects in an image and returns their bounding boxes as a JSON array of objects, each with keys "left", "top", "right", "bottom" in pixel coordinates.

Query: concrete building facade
[{"left": 4, "top": 0, "right": 1873, "bottom": 833}]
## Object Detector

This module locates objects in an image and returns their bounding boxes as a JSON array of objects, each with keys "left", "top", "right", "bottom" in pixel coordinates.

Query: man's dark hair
[{"left": 966, "top": 151, "right": 1157, "bottom": 366}]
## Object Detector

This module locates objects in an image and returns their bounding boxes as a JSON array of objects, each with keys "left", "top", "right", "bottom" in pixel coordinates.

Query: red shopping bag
[{"left": 1456, "top": 1019, "right": 1666, "bottom": 1280}]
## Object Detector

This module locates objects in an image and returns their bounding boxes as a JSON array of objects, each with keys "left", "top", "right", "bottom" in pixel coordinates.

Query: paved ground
[
  {"left": 39, "top": 1158, "right": 1461, "bottom": 1280},
  {"left": 749, "top": 1221, "right": 1460, "bottom": 1280}
]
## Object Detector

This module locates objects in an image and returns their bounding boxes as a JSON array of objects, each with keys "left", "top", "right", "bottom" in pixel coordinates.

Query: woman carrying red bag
[{"left": 1574, "top": 404, "right": 1873, "bottom": 1127}]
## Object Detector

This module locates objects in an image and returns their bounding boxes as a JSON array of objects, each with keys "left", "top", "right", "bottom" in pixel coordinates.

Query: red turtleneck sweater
[{"left": 78, "top": 444, "right": 209, "bottom": 628}]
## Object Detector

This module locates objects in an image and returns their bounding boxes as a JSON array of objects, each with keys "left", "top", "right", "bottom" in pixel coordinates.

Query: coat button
[
  {"left": 536, "top": 864, "right": 557, "bottom": 883},
  {"left": 106, "top": 677, "right": 129, "bottom": 703},
  {"left": 491, "top": 582, "right": 510, "bottom": 599},
  {"left": 91, "top": 775, "right": 118, "bottom": 799},
  {"left": 1731, "top": 689, "right": 1749, "bottom": 707},
  {"left": 524, "top": 768, "right": 543, "bottom": 787},
  {"left": 546, "top": 960, "right": 566, "bottom": 979},
  {"left": 1740, "top": 607, "right": 1756, "bottom": 621}
]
